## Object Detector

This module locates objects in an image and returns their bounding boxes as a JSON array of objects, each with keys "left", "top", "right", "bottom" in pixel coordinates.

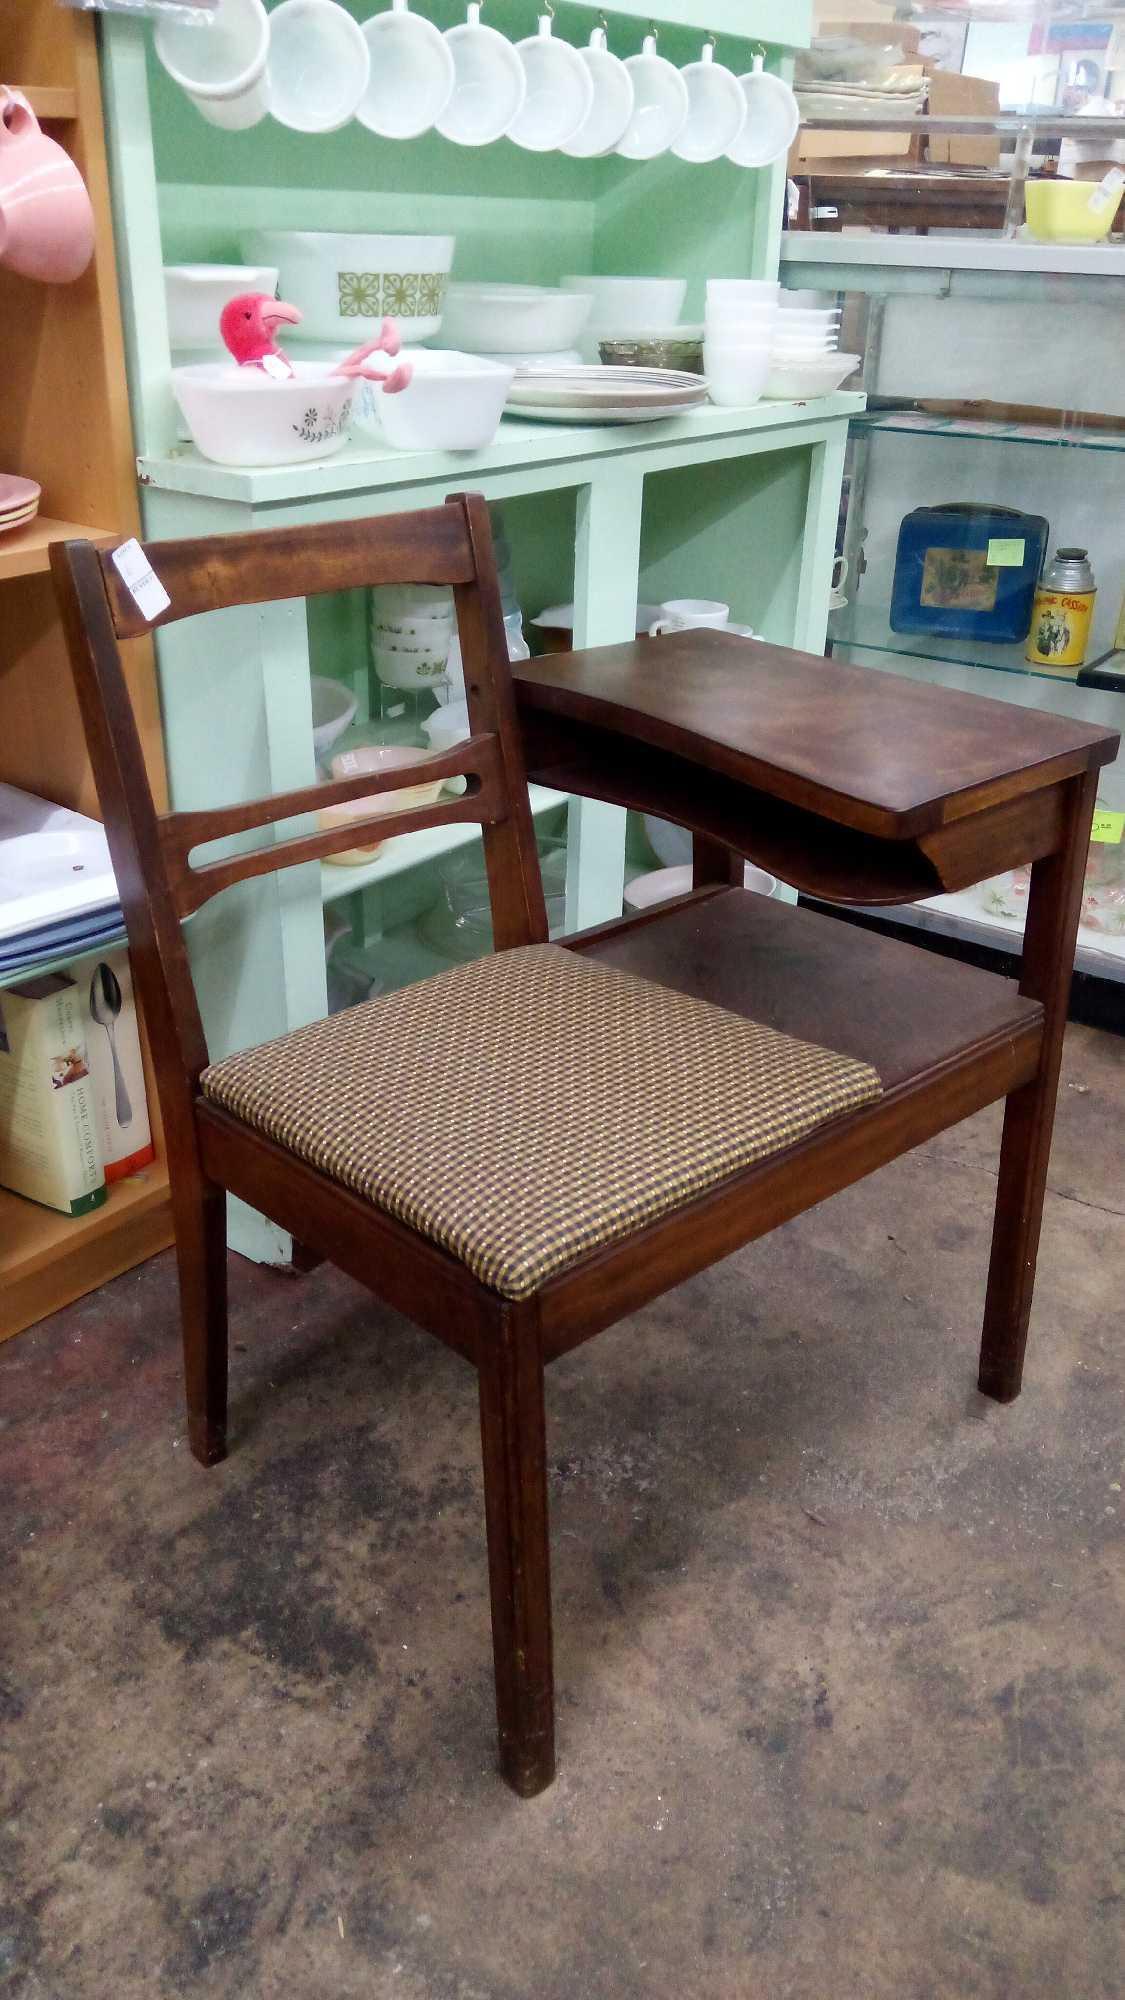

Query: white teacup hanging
[
  {"left": 356, "top": 0, "right": 456, "bottom": 140},
  {"left": 727, "top": 52, "right": 799, "bottom": 170},
  {"left": 617, "top": 26, "right": 689, "bottom": 161},
  {"left": 673, "top": 37, "right": 745, "bottom": 164},
  {"left": 436, "top": 0, "right": 527, "bottom": 147},
  {"left": 507, "top": 4, "right": 594, "bottom": 154},
  {"left": 562, "top": 19, "right": 634, "bottom": 160}
]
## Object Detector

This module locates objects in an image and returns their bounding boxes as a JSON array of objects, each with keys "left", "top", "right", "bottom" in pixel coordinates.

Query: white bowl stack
[
  {"left": 766, "top": 295, "right": 860, "bottom": 400},
  {"left": 703, "top": 282, "right": 861, "bottom": 405},
  {"left": 370, "top": 584, "right": 456, "bottom": 693},
  {"left": 702, "top": 279, "right": 780, "bottom": 407}
]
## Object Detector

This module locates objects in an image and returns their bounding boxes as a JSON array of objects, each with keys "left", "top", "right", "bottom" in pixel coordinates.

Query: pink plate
[{"left": 0, "top": 473, "right": 40, "bottom": 512}]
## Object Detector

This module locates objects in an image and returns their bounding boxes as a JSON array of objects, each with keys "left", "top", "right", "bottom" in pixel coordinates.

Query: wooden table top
[{"left": 514, "top": 634, "right": 1120, "bottom": 841}]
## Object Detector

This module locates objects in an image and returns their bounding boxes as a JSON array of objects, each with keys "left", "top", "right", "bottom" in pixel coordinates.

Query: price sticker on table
[{"left": 1091, "top": 808, "right": 1125, "bottom": 844}]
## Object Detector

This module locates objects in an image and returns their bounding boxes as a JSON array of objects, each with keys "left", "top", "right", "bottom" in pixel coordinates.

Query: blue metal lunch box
[{"left": 890, "top": 503, "right": 1049, "bottom": 642}]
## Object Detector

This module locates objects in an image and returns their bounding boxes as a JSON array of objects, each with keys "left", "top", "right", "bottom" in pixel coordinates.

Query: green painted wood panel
[{"left": 100, "top": 4, "right": 848, "bottom": 1267}]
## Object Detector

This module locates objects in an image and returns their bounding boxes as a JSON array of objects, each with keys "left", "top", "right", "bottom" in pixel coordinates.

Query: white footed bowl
[{"left": 172, "top": 360, "right": 357, "bottom": 466}]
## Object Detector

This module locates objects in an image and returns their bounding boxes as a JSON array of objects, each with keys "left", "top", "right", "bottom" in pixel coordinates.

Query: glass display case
[{"left": 784, "top": 0, "right": 1125, "bottom": 995}]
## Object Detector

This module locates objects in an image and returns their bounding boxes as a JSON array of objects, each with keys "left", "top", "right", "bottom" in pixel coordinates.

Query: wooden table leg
[
  {"left": 478, "top": 1303, "right": 556, "bottom": 1796},
  {"left": 978, "top": 771, "right": 1099, "bottom": 1402},
  {"left": 692, "top": 834, "right": 743, "bottom": 889}
]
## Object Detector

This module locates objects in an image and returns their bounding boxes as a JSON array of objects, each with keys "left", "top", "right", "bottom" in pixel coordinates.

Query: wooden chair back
[{"left": 50, "top": 494, "right": 549, "bottom": 1115}]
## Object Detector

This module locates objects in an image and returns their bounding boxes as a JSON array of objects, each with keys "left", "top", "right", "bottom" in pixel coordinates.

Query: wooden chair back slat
[
  {"left": 160, "top": 733, "right": 507, "bottom": 917},
  {"left": 98, "top": 504, "right": 480, "bottom": 639}
]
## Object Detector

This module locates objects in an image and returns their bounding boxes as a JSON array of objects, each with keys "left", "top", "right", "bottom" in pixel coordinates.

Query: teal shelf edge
[
  {"left": 829, "top": 605, "right": 1100, "bottom": 691},
  {"left": 321, "top": 784, "right": 569, "bottom": 903},
  {"left": 137, "top": 396, "right": 866, "bottom": 507},
  {"left": 854, "top": 409, "right": 1125, "bottom": 455},
  {"left": 0, "top": 928, "right": 128, "bottom": 993},
  {"left": 781, "top": 234, "right": 1125, "bottom": 299}
]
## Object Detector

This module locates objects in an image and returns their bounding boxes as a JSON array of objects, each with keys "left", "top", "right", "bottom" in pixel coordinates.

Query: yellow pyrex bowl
[{"left": 1025, "top": 177, "right": 1123, "bottom": 244}]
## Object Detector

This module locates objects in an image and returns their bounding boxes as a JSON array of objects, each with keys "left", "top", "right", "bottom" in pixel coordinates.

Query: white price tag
[
  {"left": 111, "top": 538, "right": 171, "bottom": 623},
  {"left": 259, "top": 352, "right": 292, "bottom": 381},
  {"left": 1088, "top": 167, "right": 1125, "bottom": 216}
]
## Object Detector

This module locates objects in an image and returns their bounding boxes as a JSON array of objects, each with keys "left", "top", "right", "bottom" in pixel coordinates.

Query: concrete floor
[{"left": 1, "top": 1021, "right": 1123, "bottom": 2000}]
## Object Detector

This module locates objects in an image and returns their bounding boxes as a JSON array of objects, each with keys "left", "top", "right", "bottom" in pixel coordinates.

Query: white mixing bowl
[
  {"left": 172, "top": 360, "right": 358, "bottom": 466},
  {"left": 376, "top": 349, "right": 514, "bottom": 451},
  {"left": 242, "top": 229, "right": 455, "bottom": 342}
]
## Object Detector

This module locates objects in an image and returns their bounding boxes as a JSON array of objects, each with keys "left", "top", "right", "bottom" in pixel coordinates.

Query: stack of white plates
[
  {"left": 506, "top": 365, "right": 708, "bottom": 425},
  {"left": 795, "top": 73, "right": 926, "bottom": 121},
  {"left": 0, "top": 474, "right": 41, "bottom": 538}
]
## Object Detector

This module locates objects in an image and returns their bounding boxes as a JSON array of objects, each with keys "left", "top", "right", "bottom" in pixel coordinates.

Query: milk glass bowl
[
  {"left": 617, "top": 34, "right": 689, "bottom": 160},
  {"left": 672, "top": 41, "right": 745, "bottom": 164},
  {"left": 266, "top": 0, "right": 371, "bottom": 133},
  {"left": 507, "top": 12, "right": 593, "bottom": 152},
  {"left": 727, "top": 56, "right": 800, "bottom": 168},
  {"left": 562, "top": 27, "right": 634, "bottom": 159},
  {"left": 357, "top": 0, "right": 455, "bottom": 139},
  {"left": 437, "top": 1, "right": 526, "bottom": 146},
  {"left": 154, "top": 0, "right": 271, "bottom": 129}
]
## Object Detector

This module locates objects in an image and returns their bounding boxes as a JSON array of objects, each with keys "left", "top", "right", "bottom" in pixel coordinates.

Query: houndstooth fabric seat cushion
[{"left": 201, "top": 943, "right": 882, "bottom": 1300}]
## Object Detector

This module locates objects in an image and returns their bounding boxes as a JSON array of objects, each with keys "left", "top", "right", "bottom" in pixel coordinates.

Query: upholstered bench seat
[{"left": 201, "top": 942, "right": 883, "bottom": 1300}]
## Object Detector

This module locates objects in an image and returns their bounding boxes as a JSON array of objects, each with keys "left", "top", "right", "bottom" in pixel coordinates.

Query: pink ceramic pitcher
[{"left": 0, "top": 87, "right": 95, "bottom": 284}]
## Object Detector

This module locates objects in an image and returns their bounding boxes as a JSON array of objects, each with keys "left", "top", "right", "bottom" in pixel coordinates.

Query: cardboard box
[
  {"left": 926, "top": 70, "right": 1001, "bottom": 170},
  {"left": 792, "top": 32, "right": 922, "bottom": 167},
  {"left": 0, "top": 976, "right": 106, "bottom": 1216},
  {"left": 791, "top": 128, "right": 912, "bottom": 167}
]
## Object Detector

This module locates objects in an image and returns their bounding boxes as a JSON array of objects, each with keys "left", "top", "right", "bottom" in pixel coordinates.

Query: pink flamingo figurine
[{"left": 219, "top": 295, "right": 412, "bottom": 392}]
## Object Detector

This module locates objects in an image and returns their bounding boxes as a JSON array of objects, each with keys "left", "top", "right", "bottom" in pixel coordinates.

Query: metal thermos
[{"left": 1026, "top": 547, "right": 1097, "bottom": 672}]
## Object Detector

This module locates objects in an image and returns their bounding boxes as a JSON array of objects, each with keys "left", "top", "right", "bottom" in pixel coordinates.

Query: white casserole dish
[
  {"left": 241, "top": 229, "right": 455, "bottom": 342},
  {"left": 164, "top": 262, "right": 279, "bottom": 349},
  {"left": 434, "top": 282, "right": 590, "bottom": 355},
  {"left": 376, "top": 349, "right": 515, "bottom": 451}
]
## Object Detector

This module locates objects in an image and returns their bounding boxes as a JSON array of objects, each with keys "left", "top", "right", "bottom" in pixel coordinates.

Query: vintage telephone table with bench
[{"left": 52, "top": 495, "right": 1118, "bottom": 1797}]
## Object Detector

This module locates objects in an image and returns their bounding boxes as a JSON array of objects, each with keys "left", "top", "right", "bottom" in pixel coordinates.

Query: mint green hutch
[{"left": 98, "top": 0, "right": 861, "bottom": 1263}]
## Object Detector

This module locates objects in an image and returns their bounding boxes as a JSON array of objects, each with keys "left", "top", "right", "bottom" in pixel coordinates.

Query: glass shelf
[
  {"left": 855, "top": 408, "right": 1125, "bottom": 454},
  {"left": 828, "top": 601, "right": 1095, "bottom": 688},
  {"left": 850, "top": 886, "right": 1125, "bottom": 986}
]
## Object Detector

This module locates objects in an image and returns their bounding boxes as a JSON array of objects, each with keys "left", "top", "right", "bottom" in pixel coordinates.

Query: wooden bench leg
[
  {"left": 175, "top": 1175, "right": 229, "bottom": 1467},
  {"left": 478, "top": 1303, "right": 556, "bottom": 1797},
  {"left": 692, "top": 833, "right": 744, "bottom": 889},
  {"left": 978, "top": 773, "right": 1098, "bottom": 1403}
]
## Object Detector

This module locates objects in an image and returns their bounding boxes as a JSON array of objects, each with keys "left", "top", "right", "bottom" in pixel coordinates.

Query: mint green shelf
[{"left": 138, "top": 396, "right": 866, "bottom": 506}]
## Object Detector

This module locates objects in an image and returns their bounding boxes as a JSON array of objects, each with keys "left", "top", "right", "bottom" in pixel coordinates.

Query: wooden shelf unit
[
  {"left": 23, "top": 84, "right": 78, "bottom": 120},
  {"left": 0, "top": 2, "right": 173, "bottom": 1341},
  {"left": 0, "top": 516, "right": 113, "bottom": 583},
  {"left": 0, "top": 1170, "right": 172, "bottom": 1344}
]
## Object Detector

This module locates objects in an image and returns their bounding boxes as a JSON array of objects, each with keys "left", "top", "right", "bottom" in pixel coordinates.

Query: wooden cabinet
[{"left": 0, "top": 3, "right": 173, "bottom": 1340}]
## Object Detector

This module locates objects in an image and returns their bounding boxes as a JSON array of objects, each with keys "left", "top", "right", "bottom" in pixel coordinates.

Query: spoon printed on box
[{"left": 89, "top": 961, "right": 133, "bottom": 1129}]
